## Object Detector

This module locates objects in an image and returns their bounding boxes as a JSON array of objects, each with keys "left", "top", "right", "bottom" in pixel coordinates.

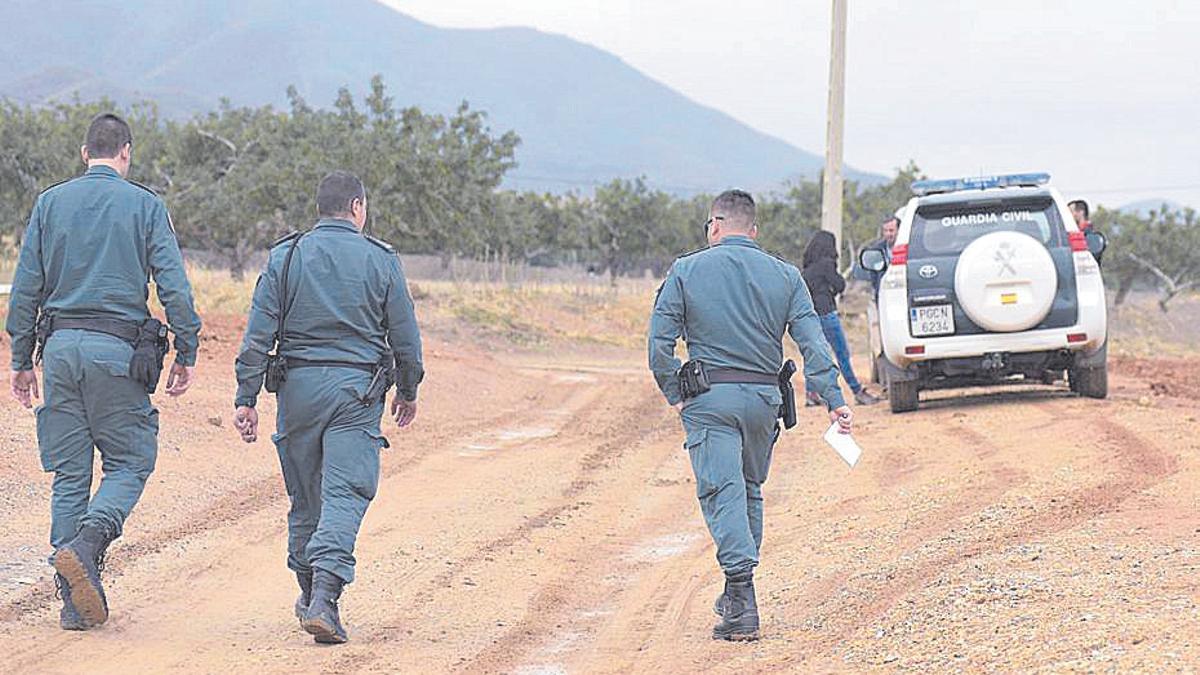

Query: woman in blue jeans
[{"left": 800, "top": 231, "right": 880, "bottom": 406}]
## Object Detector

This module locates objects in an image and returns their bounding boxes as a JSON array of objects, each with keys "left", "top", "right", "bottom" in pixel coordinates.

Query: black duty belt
[
  {"left": 706, "top": 368, "right": 778, "bottom": 385},
  {"left": 49, "top": 317, "right": 141, "bottom": 343},
  {"left": 286, "top": 359, "right": 377, "bottom": 374}
]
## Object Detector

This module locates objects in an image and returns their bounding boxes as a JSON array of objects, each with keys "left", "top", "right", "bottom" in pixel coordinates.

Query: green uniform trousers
[
  {"left": 272, "top": 367, "right": 388, "bottom": 584},
  {"left": 680, "top": 383, "right": 781, "bottom": 579},
  {"left": 36, "top": 330, "right": 159, "bottom": 549}
]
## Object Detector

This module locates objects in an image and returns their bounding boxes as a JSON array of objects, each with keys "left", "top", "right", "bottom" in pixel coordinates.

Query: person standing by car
[
  {"left": 852, "top": 216, "right": 899, "bottom": 296},
  {"left": 802, "top": 231, "right": 879, "bottom": 406},
  {"left": 1068, "top": 199, "right": 1092, "bottom": 231},
  {"left": 1069, "top": 199, "right": 1104, "bottom": 264}
]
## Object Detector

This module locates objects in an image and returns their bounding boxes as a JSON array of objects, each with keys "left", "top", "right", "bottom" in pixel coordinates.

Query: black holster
[
  {"left": 361, "top": 358, "right": 396, "bottom": 405},
  {"left": 34, "top": 312, "right": 52, "bottom": 366},
  {"left": 678, "top": 360, "right": 711, "bottom": 401},
  {"left": 129, "top": 319, "right": 171, "bottom": 394},
  {"left": 778, "top": 359, "right": 798, "bottom": 429},
  {"left": 264, "top": 354, "right": 288, "bottom": 393}
]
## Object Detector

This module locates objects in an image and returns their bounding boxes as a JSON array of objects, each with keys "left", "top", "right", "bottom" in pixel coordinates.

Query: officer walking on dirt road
[
  {"left": 649, "top": 189, "right": 852, "bottom": 641},
  {"left": 6, "top": 113, "right": 202, "bottom": 630},
  {"left": 232, "top": 171, "right": 423, "bottom": 644}
]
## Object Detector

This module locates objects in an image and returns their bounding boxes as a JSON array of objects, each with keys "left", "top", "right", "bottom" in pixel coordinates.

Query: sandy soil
[{"left": 0, "top": 314, "right": 1197, "bottom": 674}]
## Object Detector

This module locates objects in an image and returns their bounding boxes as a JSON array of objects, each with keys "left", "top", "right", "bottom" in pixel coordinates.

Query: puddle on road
[
  {"left": 542, "top": 630, "right": 585, "bottom": 655},
  {"left": 496, "top": 427, "right": 558, "bottom": 441},
  {"left": 514, "top": 666, "right": 568, "bottom": 675},
  {"left": 624, "top": 532, "right": 702, "bottom": 563},
  {"left": 554, "top": 373, "right": 598, "bottom": 384},
  {"left": 458, "top": 421, "right": 564, "bottom": 457}
]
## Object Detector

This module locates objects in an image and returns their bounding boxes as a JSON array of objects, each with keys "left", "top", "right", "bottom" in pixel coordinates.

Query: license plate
[{"left": 910, "top": 304, "right": 954, "bottom": 337}]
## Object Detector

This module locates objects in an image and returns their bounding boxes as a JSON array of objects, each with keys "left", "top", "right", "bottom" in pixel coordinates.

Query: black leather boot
[
  {"left": 55, "top": 573, "right": 87, "bottom": 631},
  {"left": 294, "top": 570, "right": 313, "bottom": 622},
  {"left": 713, "top": 580, "right": 729, "bottom": 617},
  {"left": 712, "top": 576, "right": 759, "bottom": 641},
  {"left": 301, "top": 570, "right": 347, "bottom": 644},
  {"left": 51, "top": 524, "right": 111, "bottom": 628}
]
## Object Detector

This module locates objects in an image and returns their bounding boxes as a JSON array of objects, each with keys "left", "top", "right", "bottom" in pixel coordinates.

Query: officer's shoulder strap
[
  {"left": 36, "top": 178, "right": 72, "bottom": 197},
  {"left": 35, "top": 174, "right": 78, "bottom": 200},
  {"left": 365, "top": 234, "right": 398, "bottom": 256},
  {"left": 674, "top": 245, "right": 710, "bottom": 261},
  {"left": 767, "top": 250, "right": 797, "bottom": 268},
  {"left": 271, "top": 230, "right": 303, "bottom": 249},
  {"left": 127, "top": 179, "right": 163, "bottom": 198}
]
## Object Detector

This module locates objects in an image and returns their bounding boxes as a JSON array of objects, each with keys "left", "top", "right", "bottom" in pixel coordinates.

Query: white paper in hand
[{"left": 823, "top": 422, "right": 863, "bottom": 468}]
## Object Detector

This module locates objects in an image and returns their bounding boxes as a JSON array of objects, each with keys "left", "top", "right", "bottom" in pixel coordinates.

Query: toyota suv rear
[{"left": 859, "top": 173, "right": 1108, "bottom": 413}]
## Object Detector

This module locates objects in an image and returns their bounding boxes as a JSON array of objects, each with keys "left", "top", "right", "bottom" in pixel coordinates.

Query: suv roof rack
[{"left": 911, "top": 172, "right": 1050, "bottom": 197}]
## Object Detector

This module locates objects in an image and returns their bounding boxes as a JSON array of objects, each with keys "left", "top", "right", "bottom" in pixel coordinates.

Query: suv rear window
[{"left": 909, "top": 197, "right": 1066, "bottom": 257}]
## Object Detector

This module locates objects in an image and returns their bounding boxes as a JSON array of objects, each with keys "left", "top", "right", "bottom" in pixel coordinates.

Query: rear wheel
[
  {"left": 1071, "top": 364, "right": 1107, "bottom": 399},
  {"left": 888, "top": 378, "right": 919, "bottom": 413}
]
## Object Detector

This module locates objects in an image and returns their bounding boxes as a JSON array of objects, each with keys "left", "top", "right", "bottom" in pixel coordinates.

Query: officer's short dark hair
[
  {"left": 84, "top": 113, "right": 132, "bottom": 159},
  {"left": 1068, "top": 199, "right": 1089, "bottom": 218},
  {"left": 711, "top": 189, "right": 756, "bottom": 229},
  {"left": 316, "top": 171, "right": 367, "bottom": 218}
]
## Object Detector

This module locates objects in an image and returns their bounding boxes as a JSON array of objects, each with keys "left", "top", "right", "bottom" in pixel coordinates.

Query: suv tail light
[
  {"left": 891, "top": 244, "right": 909, "bottom": 265},
  {"left": 1068, "top": 231, "right": 1087, "bottom": 252},
  {"left": 1067, "top": 332, "right": 1087, "bottom": 343}
]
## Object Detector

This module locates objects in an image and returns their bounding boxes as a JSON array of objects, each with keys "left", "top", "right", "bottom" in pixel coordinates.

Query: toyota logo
[{"left": 918, "top": 264, "right": 939, "bottom": 279}]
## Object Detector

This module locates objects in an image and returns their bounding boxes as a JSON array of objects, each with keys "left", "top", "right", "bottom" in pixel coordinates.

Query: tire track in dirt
[
  {"left": 0, "top": 388, "right": 559, "bottom": 624},
  {"left": 329, "top": 383, "right": 673, "bottom": 673},
  {"left": 1, "top": 363, "right": 635, "bottom": 672},
  {"left": 0, "top": 356, "right": 599, "bottom": 638},
  {"left": 496, "top": 395, "right": 1182, "bottom": 674},
  {"left": 750, "top": 408, "right": 1182, "bottom": 669}
]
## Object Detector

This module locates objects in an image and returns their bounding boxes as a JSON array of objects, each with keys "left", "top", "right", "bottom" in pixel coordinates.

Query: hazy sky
[{"left": 384, "top": 0, "right": 1200, "bottom": 209}]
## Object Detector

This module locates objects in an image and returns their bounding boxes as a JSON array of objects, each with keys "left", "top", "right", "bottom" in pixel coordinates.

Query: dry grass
[
  {"left": 3, "top": 256, "right": 1196, "bottom": 360},
  {"left": 181, "top": 266, "right": 658, "bottom": 349},
  {"left": 186, "top": 266, "right": 258, "bottom": 316},
  {"left": 412, "top": 279, "right": 655, "bottom": 349}
]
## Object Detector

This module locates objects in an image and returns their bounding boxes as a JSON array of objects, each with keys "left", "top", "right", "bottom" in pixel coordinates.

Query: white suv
[{"left": 858, "top": 173, "right": 1108, "bottom": 413}]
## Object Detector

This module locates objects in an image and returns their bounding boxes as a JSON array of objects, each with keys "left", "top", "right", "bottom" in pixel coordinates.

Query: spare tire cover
[{"left": 954, "top": 230, "right": 1057, "bottom": 332}]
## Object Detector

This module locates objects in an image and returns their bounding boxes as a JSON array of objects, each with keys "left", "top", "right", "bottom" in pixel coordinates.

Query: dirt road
[{"left": 0, "top": 316, "right": 1197, "bottom": 673}]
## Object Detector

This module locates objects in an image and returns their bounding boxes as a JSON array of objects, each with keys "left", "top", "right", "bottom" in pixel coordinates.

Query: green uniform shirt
[
  {"left": 7, "top": 165, "right": 202, "bottom": 369},
  {"left": 649, "top": 235, "right": 845, "bottom": 408},
  {"left": 234, "top": 218, "right": 424, "bottom": 407}
]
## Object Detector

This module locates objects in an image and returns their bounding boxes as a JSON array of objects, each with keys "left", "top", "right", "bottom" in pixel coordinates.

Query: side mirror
[
  {"left": 1084, "top": 230, "right": 1107, "bottom": 256},
  {"left": 859, "top": 247, "right": 887, "bottom": 272}
]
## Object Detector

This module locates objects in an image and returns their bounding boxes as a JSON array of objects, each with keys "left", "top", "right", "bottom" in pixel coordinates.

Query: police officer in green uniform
[
  {"left": 7, "top": 114, "right": 202, "bottom": 630},
  {"left": 232, "top": 171, "right": 423, "bottom": 645},
  {"left": 649, "top": 189, "right": 853, "bottom": 641}
]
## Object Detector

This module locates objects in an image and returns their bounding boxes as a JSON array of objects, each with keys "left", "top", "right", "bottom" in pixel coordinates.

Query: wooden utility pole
[{"left": 820, "top": 0, "right": 848, "bottom": 249}]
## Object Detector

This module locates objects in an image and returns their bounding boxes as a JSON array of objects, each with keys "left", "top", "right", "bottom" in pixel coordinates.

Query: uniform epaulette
[
  {"left": 365, "top": 234, "right": 397, "bottom": 255},
  {"left": 37, "top": 178, "right": 71, "bottom": 195},
  {"left": 675, "top": 245, "right": 710, "bottom": 260},
  {"left": 128, "top": 179, "right": 163, "bottom": 197},
  {"left": 768, "top": 250, "right": 797, "bottom": 266},
  {"left": 272, "top": 231, "right": 303, "bottom": 248}
]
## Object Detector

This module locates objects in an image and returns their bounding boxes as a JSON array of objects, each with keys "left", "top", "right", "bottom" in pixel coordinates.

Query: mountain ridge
[{"left": 0, "top": 0, "right": 882, "bottom": 194}]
